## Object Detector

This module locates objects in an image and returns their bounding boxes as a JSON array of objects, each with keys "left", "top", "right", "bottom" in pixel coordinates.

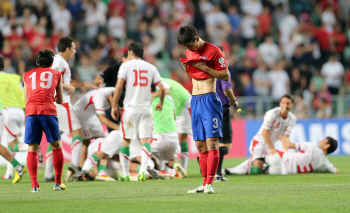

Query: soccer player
[
  {"left": 0, "top": 97, "right": 27, "bottom": 184},
  {"left": 23, "top": 50, "right": 65, "bottom": 192},
  {"left": 45, "top": 36, "right": 97, "bottom": 182},
  {"left": 265, "top": 136, "right": 338, "bottom": 174},
  {"left": 177, "top": 25, "right": 230, "bottom": 194},
  {"left": 224, "top": 95, "right": 296, "bottom": 175},
  {"left": 0, "top": 59, "right": 28, "bottom": 179},
  {"left": 111, "top": 42, "right": 165, "bottom": 182},
  {"left": 153, "top": 77, "right": 192, "bottom": 172},
  {"left": 150, "top": 84, "right": 187, "bottom": 177}
]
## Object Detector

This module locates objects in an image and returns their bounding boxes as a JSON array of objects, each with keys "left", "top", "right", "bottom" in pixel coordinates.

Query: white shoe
[
  {"left": 204, "top": 184, "right": 215, "bottom": 194},
  {"left": 95, "top": 174, "right": 116, "bottom": 181},
  {"left": 54, "top": 182, "right": 66, "bottom": 191},
  {"left": 174, "top": 163, "right": 188, "bottom": 178},
  {"left": 187, "top": 185, "right": 204, "bottom": 194}
]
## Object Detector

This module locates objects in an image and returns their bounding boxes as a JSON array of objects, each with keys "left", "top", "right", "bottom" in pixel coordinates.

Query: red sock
[
  {"left": 206, "top": 150, "right": 220, "bottom": 185},
  {"left": 27, "top": 152, "right": 39, "bottom": 188},
  {"left": 199, "top": 151, "right": 209, "bottom": 186},
  {"left": 53, "top": 148, "right": 64, "bottom": 184}
]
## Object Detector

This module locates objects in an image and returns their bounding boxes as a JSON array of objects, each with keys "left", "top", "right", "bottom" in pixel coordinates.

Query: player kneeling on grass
[
  {"left": 265, "top": 136, "right": 338, "bottom": 175},
  {"left": 150, "top": 84, "right": 187, "bottom": 178},
  {"left": 23, "top": 50, "right": 66, "bottom": 192},
  {"left": 0, "top": 97, "right": 27, "bottom": 184}
]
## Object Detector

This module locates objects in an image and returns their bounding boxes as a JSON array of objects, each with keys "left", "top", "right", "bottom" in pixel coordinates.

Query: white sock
[
  {"left": 227, "top": 159, "right": 251, "bottom": 175},
  {"left": 5, "top": 161, "right": 13, "bottom": 177},
  {"left": 119, "top": 153, "right": 130, "bottom": 177},
  {"left": 181, "top": 153, "right": 189, "bottom": 171},
  {"left": 107, "top": 160, "right": 122, "bottom": 170},
  {"left": 71, "top": 139, "right": 82, "bottom": 167},
  {"left": 82, "top": 154, "right": 98, "bottom": 171},
  {"left": 17, "top": 143, "right": 28, "bottom": 152},
  {"left": 44, "top": 154, "right": 54, "bottom": 178},
  {"left": 140, "top": 145, "right": 151, "bottom": 174}
]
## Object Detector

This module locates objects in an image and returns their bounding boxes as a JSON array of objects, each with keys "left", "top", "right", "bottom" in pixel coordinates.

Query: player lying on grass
[
  {"left": 150, "top": 84, "right": 187, "bottom": 178},
  {"left": 23, "top": 50, "right": 66, "bottom": 192},
  {"left": 0, "top": 97, "right": 27, "bottom": 184},
  {"left": 177, "top": 25, "right": 230, "bottom": 194},
  {"left": 72, "top": 131, "right": 160, "bottom": 181},
  {"left": 265, "top": 136, "right": 338, "bottom": 174}
]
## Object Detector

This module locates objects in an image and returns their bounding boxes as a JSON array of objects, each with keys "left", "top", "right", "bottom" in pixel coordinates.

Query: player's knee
[
  {"left": 252, "top": 159, "right": 264, "bottom": 169},
  {"left": 50, "top": 140, "right": 61, "bottom": 149},
  {"left": 82, "top": 139, "right": 90, "bottom": 146},
  {"left": 93, "top": 151, "right": 106, "bottom": 160},
  {"left": 206, "top": 140, "right": 219, "bottom": 150},
  {"left": 195, "top": 141, "right": 207, "bottom": 152},
  {"left": 28, "top": 144, "right": 39, "bottom": 152}
]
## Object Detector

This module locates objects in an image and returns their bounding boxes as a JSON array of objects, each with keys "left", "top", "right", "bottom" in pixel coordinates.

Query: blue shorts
[
  {"left": 191, "top": 93, "right": 223, "bottom": 141},
  {"left": 24, "top": 115, "right": 61, "bottom": 144}
]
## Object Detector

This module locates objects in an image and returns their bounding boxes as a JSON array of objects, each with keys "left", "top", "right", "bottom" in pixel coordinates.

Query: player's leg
[
  {"left": 138, "top": 111, "right": 154, "bottom": 181},
  {"left": 44, "top": 145, "right": 55, "bottom": 181},
  {"left": 177, "top": 97, "right": 192, "bottom": 171},
  {"left": 119, "top": 138, "right": 131, "bottom": 181},
  {"left": 249, "top": 138, "right": 266, "bottom": 174},
  {"left": 224, "top": 158, "right": 252, "bottom": 175},
  {"left": 0, "top": 144, "right": 26, "bottom": 183}
]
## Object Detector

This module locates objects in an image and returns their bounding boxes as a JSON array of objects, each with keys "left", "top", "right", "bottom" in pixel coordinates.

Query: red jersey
[
  {"left": 24, "top": 68, "right": 62, "bottom": 116},
  {"left": 181, "top": 42, "right": 228, "bottom": 80}
]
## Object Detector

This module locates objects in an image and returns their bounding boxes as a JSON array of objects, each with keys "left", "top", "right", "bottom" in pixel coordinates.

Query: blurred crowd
[{"left": 1, "top": 0, "right": 350, "bottom": 118}]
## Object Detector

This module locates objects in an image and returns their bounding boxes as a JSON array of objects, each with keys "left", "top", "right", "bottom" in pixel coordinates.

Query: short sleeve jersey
[
  {"left": 257, "top": 107, "right": 297, "bottom": 145},
  {"left": 51, "top": 54, "right": 71, "bottom": 103},
  {"left": 185, "top": 42, "right": 228, "bottom": 80},
  {"left": 282, "top": 142, "right": 337, "bottom": 174},
  {"left": 73, "top": 87, "right": 115, "bottom": 119},
  {"left": 152, "top": 95, "right": 177, "bottom": 134},
  {"left": 118, "top": 59, "right": 162, "bottom": 112},
  {"left": 24, "top": 68, "right": 62, "bottom": 116}
]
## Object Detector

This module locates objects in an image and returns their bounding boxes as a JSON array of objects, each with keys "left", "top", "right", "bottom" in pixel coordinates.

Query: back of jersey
[
  {"left": 118, "top": 59, "right": 161, "bottom": 112},
  {"left": 24, "top": 68, "right": 62, "bottom": 116}
]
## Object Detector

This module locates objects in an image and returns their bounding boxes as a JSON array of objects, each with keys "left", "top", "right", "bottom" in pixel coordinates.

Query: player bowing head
[{"left": 36, "top": 50, "right": 55, "bottom": 67}]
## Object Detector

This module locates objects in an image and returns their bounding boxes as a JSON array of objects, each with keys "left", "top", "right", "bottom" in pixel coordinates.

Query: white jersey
[
  {"left": 118, "top": 59, "right": 162, "bottom": 112},
  {"left": 281, "top": 142, "right": 337, "bottom": 174},
  {"left": 51, "top": 54, "right": 71, "bottom": 103},
  {"left": 256, "top": 107, "right": 296, "bottom": 145},
  {"left": 73, "top": 87, "right": 115, "bottom": 119}
]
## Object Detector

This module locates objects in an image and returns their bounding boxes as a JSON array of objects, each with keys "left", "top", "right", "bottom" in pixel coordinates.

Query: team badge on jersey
[
  {"left": 202, "top": 56, "right": 207, "bottom": 60},
  {"left": 218, "top": 57, "right": 225, "bottom": 67}
]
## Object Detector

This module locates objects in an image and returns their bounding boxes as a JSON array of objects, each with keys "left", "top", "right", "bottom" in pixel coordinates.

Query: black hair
[
  {"left": 123, "top": 50, "right": 128, "bottom": 58},
  {"left": 326, "top": 137, "right": 338, "bottom": 154},
  {"left": 280, "top": 94, "right": 294, "bottom": 104},
  {"left": 0, "top": 57, "right": 3, "bottom": 70},
  {"left": 177, "top": 25, "right": 198, "bottom": 45},
  {"left": 128, "top": 42, "right": 144, "bottom": 58},
  {"left": 36, "top": 50, "right": 55, "bottom": 68},
  {"left": 57, "top": 36, "right": 74, "bottom": 52}
]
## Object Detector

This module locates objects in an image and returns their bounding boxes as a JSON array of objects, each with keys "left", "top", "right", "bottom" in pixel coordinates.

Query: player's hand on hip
[
  {"left": 67, "top": 85, "right": 76, "bottom": 95},
  {"left": 111, "top": 106, "right": 119, "bottom": 120},
  {"left": 155, "top": 103, "right": 162, "bottom": 111}
]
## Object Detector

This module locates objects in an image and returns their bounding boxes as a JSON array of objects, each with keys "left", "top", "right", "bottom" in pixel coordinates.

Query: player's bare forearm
[
  {"left": 71, "top": 80, "right": 98, "bottom": 89},
  {"left": 262, "top": 128, "right": 276, "bottom": 152},
  {"left": 55, "top": 77, "right": 64, "bottom": 104},
  {"left": 23, "top": 83, "right": 28, "bottom": 104},
  {"left": 158, "top": 83, "right": 165, "bottom": 105},
  {"left": 181, "top": 63, "right": 190, "bottom": 77},
  {"left": 224, "top": 89, "right": 238, "bottom": 106},
  {"left": 152, "top": 89, "right": 170, "bottom": 99},
  {"left": 62, "top": 83, "right": 75, "bottom": 95},
  {"left": 98, "top": 114, "right": 120, "bottom": 130},
  {"left": 190, "top": 62, "right": 229, "bottom": 81},
  {"left": 280, "top": 135, "right": 296, "bottom": 150},
  {"left": 112, "top": 78, "right": 124, "bottom": 107}
]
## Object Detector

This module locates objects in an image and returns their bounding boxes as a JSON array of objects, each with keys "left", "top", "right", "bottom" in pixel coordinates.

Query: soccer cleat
[
  {"left": 147, "top": 167, "right": 160, "bottom": 180},
  {"left": 138, "top": 172, "right": 146, "bottom": 182},
  {"left": 32, "top": 186, "right": 40, "bottom": 192},
  {"left": 187, "top": 185, "right": 204, "bottom": 194},
  {"left": 2, "top": 174, "right": 12, "bottom": 179},
  {"left": 95, "top": 174, "right": 116, "bottom": 181},
  {"left": 222, "top": 168, "right": 231, "bottom": 175},
  {"left": 44, "top": 176, "right": 55, "bottom": 182},
  {"left": 72, "top": 170, "right": 87, "bottom": 182},
  {"left": 118, "top": 175, "right": 130, "bottom": 182},
  {"left": 66, "top": 163, "right": 80, "bottom": 181},
  {"left": 38, "top": 149, "right": 44, "bottom": 164},
  {"left": 174, "top": 163, "right": 187, "bottom": 178},
  {"left": 54, "top": 182, "right": 66, "bottom": 191},
  {"left": 215, "top": 174, "right": 229, "bottom": 182},
  {"left": 158, "top": 171, "right": 174, "bottom": 179},
  {"left": 12, "top": 166, "right": 27, "bottom": 184},
  {"left": 204, "top": 184, "right": 215, "bottom": 194}
]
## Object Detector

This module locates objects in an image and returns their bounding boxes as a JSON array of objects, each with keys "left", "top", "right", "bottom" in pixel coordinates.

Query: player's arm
[
  {"left": 55, "top": 76, "right": 64, "bottom": 104},
  {"left": 111, "top": 77, "right": 125, "bottom": 120},
  {"left": 70, "top": 80, "right": 98, "bottom": 89},
  {"left": 23, "top": 82, "right": 28, "bottom": 104},
  {"left": 62, "top": 83, "right": 76, "bottom": 95},
  {"left": 97, "top": 114, "right": 120, "bottom": 130},
  {"left": 190, "top": 61, "right": 229, "bottom": 81},
  {"left": 262, "top": 128, "right": 276, "bottom": 154},
  {"left": 279, "top": 135, "right": 296, "bottom": 150},
  {"left": 180, "top": 63, "right": 190, "bottom": 77},
  {"left": 94, "top": 76, "right": 104, "bottom": 88},
  {"left": 152, "top": 82, "right": 170, "bottom": 99},
  {"left": 155, "top": 82, "right": 165, "bottom": 111},
  {"left": 224, "top": 88, "right": 238, "bottom": 106}
]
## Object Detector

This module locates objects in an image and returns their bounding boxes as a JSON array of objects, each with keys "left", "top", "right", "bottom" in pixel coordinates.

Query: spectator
[
  {"left": 303, "top": 82, "right": 317, "bottom": 117},
  {"left": 239, "top": 57, "right": 255, "bottom": 77},
  {"left": 294, "top": 95, "right": 308, "bottom": 119},
  {"left": 321, "top": 54, "right": 344, "bottom": 94},
  {"left": 108, "top": 9, "right": 126, "bottom": 42},
  {"left": 76, "top": 54, "right": 99, "bottom": 93},
  {"left": 300, "top": 64, "right": 313, "bottom": 89},
  {"left": 269, "top": 61, "right": 290, "bottom": 100},
  {"left": 279, "top": 11, "right": 298, "bottom": 44},
  {"left": 314, "top": 83, "right": 332, "bottom": 119},
  {"left": 290, "top": 68, "right": 302, "bottom": 95},
  {"left": 241, "top": 0, "right": 263, "bottom": 17},
  {"left": 85, "top": 2, "right": 106, "bottom": 41},
  {"left": 245, "top": 40, "right": 258, "bottom": 67},
  {"left": 258, "top": 36, "right": 281, "bottom": 67},
  {"left": 240, "top": 13, "right": 258, "bottom": 47},
  {"left": 52, "top": 1, "right": 72, "bottom": 36},
  {"left": 148, "top": 17, "right": 167, "bottom": 56},
  {"left": 125, "top": 3, "right": 141, "bottom": 40},
  {"left": 205, "top": 4, "right": 230, "bottom": 45},
  {"left": 67, "top": 0, "right": 83, "bottom": 20},
  {"left": 257, "top": 6, "right": 272, "bottom": 41},
  {"left": 252, "top": 62, "right": 270, "bottom": 96},
  {"left": 227, "top": 6, "right": 241, "bottom": 38}
]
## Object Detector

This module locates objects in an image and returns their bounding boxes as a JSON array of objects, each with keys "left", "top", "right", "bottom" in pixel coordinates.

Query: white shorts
[
  {"left": 175, "top": 96, "right": 192, "bottom": 135},
  {"left": 151, "top": 132, "right": 178, "bottom": 170},
  {"left": 79, "top": 115, "right": 105, "bottom": 140},
  {"left": 0, "top": 109, "right": 4, "bottom": 142},
  {"left": 249, "top": 135, "right": 270, "bottom": 161},
  {"left": 129, "top": 138, "right": 142, "bottom": 160},
  {"left": 3, "top": 107, "right": 24, "bottom": 142},
  {"left": 120, "top": 110, "right": 153, "bottom": 139},
  {"left": 100, "top": 130, "right": 122, "bottom": 158},
  {"left": 265, "top": 151, "right": 284, "bottom": 175},
  {"left": 87, "top": 138, "right": 104, "bottom": 156},
  {"left": 56, "top": 102, "right": 82, "bottom": 133}
]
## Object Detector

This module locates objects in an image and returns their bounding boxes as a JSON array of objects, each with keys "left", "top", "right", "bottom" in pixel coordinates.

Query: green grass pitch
[{"left": 0, "top": 157, "right": 349, "bottom": 213}]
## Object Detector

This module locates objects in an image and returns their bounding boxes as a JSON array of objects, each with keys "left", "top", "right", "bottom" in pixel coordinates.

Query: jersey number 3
[
  {"left": 133, "top": 70, "right": 148, "bottom": 87},
  {"left": 29, "top": 72, "right": 53, "bottom": 90}
]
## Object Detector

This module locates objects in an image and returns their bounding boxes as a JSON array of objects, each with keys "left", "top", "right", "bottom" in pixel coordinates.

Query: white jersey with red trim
[
  {"left": 281, "top": 142, "right": 337, "bottom": 174},
  {"left": 73, "top": 87, "right": 115, "bottom": 120},
  {"left": 51, "top": 54, "right": 71, "bottom": 103},
  {"left": 256, "top": 107, "right": 296, "bottom": 146},
  {"left": 118, "top": 59, "right": 162, "bottom": 112}
]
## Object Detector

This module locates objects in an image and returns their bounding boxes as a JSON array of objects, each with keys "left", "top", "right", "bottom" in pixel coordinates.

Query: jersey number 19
[{"left": 29, "top": 72, "right": 53, "bottom": 90}]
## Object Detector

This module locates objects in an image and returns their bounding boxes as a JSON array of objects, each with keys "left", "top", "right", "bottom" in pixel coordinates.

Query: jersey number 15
[
  {"left": 133, "top": 70, "right": 148, "bottom": 87},
  {"left": 29, "top": 72, "right": 53, "bottom": 89}
]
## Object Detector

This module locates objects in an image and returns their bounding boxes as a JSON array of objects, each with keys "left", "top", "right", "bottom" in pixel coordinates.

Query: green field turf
[{"left": 0, "top": 156, "right": 349, "bottom": 213}]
